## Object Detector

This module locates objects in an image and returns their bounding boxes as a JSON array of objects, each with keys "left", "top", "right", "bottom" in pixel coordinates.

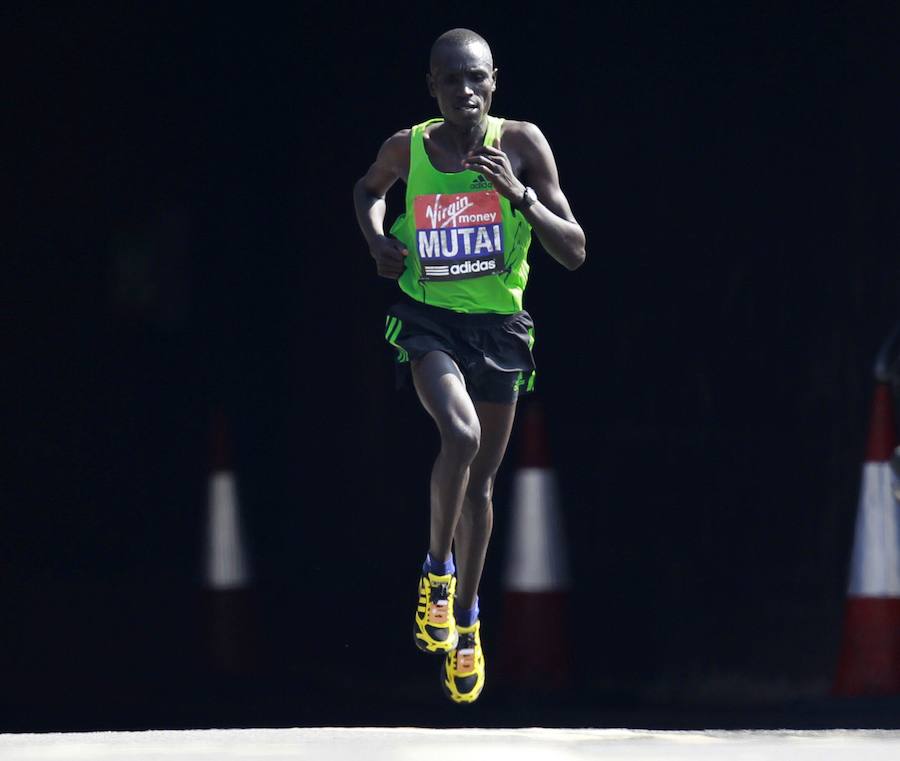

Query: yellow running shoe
[
  {"left": 441, "top": 620, "right": 485, "bottom": 704},
  {"left": 413, "top": 572, "right": 458, "bottom": 654}
]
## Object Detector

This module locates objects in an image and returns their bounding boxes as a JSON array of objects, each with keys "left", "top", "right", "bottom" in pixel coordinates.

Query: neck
[{"left": 440, "top": 117, "right": 487, "bottom": 153}]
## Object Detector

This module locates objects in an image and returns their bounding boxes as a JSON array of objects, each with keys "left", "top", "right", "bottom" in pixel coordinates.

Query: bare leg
[
  {"left": 453, "top": 400, "right": 518, "bottom": 609},
  {"left": 411, "top": 351, "right": 482, "bottom": 563}
]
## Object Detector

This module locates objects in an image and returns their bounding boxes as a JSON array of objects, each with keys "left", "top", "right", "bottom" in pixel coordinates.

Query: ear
[
  {"left": 491, "top": 67, "right": 498, "bottom": 92},
  {"left": 426, "top": 72, "right": 436, "bottom": 98}
]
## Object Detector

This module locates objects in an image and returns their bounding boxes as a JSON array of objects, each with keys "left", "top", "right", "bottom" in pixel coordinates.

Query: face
[{"left": 427, "top": 42, "right": 497, "bottom": 127}]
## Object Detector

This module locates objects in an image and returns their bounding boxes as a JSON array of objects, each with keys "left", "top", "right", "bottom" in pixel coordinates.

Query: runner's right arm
[{"left": 353, "top": 130, "right": 410, "bottom": 279}]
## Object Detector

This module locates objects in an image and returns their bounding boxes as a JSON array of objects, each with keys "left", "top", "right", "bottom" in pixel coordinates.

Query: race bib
[{"left": 414, "top": 191, "right": 505, "bottom": 281}]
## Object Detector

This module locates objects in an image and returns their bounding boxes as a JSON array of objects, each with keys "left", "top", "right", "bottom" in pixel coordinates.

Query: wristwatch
[{"left": 518, "top": 186, "right": 538, "bottom": 210}]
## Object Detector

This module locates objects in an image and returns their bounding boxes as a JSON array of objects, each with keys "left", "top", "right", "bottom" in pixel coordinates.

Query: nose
[{"left": 457, "top": 80, "right": 475, "bottom": 97}]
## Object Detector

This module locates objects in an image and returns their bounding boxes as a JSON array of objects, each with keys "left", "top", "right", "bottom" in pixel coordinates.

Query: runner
[{"left": 353, "top": 28, "right": 585, "bottom": 703}]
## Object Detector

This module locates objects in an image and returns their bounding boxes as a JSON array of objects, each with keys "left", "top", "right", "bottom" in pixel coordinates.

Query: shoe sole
[
  {"left": 414, "top": 627, "right": 458, "bottom": 654},
  {"left": 440, "top": 663, "right": 484, "bottom": 704}
]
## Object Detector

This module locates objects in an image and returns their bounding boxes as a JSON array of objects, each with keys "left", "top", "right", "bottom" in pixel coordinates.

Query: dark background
[{"left": 5, "top": 0, "right": 899, "bottom": 731}]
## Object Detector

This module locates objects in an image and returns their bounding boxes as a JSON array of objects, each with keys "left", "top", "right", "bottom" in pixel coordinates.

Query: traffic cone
[
  {"left": 499, "top": 399, "right": 571, "bottom": 689},
  {"left": 833, "top": 383, "right": 900, "bottom": 695},
  {"left": 892, "top": 446, "right": 900, "bottom": 502},
  {"left": 202, "top": 409, "right": 257, "bottom": 673}
]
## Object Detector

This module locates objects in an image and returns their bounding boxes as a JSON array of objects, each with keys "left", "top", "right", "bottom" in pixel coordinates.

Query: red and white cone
[
  {"left": 203, "top": 409, "right": 257, "bottom": 673},
  {"left": 499, "top": 400, "right": 571, "bottom": 689},
  {"left": 834, "top": 383, "right": 900, "bottom": 695}
]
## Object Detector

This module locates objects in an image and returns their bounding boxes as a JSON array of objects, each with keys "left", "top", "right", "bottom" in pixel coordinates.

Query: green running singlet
[{"left": 389, "top": 116, "right": 533, "bottom": 314}]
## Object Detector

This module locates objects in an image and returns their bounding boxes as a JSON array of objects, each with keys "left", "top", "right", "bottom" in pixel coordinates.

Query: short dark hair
[{"left": 429, "top": 28, "right": 493, "bottom": 71}]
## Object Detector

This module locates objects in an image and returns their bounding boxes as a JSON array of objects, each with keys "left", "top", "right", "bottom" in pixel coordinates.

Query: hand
[
  {"left": 369, "top": 234, "right": 408, "bottom": 279},
  {"left": 463, "top": 138, "right": 525, "bottom": 204}
]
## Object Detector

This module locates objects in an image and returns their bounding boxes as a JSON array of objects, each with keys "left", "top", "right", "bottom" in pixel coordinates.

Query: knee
[
  {"left": 441, "top": 417, "right": 481, "bottom": 463},
  {"left": 465, "top": 477, "right": 495, "bottom": 515}
]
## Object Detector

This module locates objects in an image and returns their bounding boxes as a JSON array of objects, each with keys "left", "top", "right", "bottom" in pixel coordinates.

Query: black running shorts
[{"left": 384, "top": 297, "right": 536, "bottom": 404}]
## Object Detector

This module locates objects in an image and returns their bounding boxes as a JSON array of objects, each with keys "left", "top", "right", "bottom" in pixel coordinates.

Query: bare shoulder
[
  {"left": 382, "top": 128, "right": 411, "bottom": 150},
  {"left": 378, "top": 128, "right": 411, "bottom": 162},
  {"left": 371, "top": 128, "right": 412, "bottom": 181},
  {"left": 499, "top": 119, "right": 570, "bottom": 203},
  {"left": 497, "top": 120, "right": 556, "bottom": 178},
  {"left": 498, "top": 120, "right": 551, "bottom": 152}
]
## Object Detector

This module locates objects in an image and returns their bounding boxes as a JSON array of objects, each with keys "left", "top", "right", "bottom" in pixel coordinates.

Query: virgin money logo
[
  {"left": 424, "top": 195, "right": 474, "bottom": 229},
  {"left": 415, "top": 191, "right": 501, "bottom": 231}
]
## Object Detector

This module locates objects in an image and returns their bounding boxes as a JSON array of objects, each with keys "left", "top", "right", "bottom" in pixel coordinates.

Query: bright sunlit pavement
[{"left": 3, "top": 728, "right": 900, "bottom": 761}]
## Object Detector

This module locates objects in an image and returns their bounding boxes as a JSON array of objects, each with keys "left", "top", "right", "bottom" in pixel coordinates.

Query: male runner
[{"left": 353, "top": 28, "right": 585, "bottom": 704}]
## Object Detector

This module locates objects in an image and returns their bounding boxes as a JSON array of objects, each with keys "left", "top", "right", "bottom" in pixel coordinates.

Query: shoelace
[
  {"left": 457, "top": 632, "right": 476, "bottom": 651},
  {"left": 427, "top": 581, "right": 451, "bottom": 625},
  {"left": 454, "top": 632, "right": 477, "bottom": 673},
  {"left": 429, "top": 582, "right": 450, "bottom": 604}
]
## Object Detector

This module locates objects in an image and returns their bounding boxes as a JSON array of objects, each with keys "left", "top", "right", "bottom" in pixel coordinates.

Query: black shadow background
[{"left": 5, "top": 0, "right": 899, "bottom": 731}]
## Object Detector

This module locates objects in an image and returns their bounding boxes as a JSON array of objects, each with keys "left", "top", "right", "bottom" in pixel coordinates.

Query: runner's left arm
[{"left": 464, "top": 122, "right": 586, "bottom": 270}]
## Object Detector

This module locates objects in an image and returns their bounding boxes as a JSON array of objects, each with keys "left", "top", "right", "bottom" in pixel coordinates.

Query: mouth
[{"left": 454, "top": 102, "right": 479, "bottom": 113}]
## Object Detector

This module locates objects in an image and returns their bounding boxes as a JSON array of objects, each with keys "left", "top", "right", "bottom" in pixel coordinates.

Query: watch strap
[{"left": 519, "top": 186, "right": 537, "bottom": 210}]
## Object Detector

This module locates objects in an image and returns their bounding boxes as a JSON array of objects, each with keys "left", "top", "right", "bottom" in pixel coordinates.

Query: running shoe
[
  {"left": 441, "top": 620, "right": 485, "bottom": 703},
  {"left": 414, "top": 572, "right": 458, "bottom": 654}
]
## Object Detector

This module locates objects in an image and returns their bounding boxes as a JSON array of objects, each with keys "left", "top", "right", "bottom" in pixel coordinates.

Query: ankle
[
  {"left": 455, "top": 596, "right": 479, "bottom": 628},
  {"left": 423, "top": 552, "right": 455, "bottom": 577}
]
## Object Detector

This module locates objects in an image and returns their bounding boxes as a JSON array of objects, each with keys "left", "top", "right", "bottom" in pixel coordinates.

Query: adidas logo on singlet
[{"left": 470, "top": 174, "right": 492, "bottom": 190}]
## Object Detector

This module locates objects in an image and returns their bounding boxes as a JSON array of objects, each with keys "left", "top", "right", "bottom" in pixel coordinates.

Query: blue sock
[
  {"left": 455, "top": 597, "right": 479, "bottom": 628},
  {"left": 423, "top": 552, "right": 455, "bottom": 577}
]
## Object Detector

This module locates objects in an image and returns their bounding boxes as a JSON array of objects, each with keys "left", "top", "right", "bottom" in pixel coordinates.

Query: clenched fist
[{"left": 369, "top": 234, "right": 409, "bottom": 279}]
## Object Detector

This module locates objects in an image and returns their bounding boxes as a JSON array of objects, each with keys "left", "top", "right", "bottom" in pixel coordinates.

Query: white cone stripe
[
  {"left": 847, "top": 462, "right": 900, "bottom": 597},
  {"left": 206, "top": 471, "right": 251, "bottom": 589},
  {"left": 504, "top": 467, "right": 569, "bottom": 592}
]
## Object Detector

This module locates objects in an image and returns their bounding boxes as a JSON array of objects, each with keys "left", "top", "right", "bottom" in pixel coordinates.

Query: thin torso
[{"left": 394, "top": 120, "right": 527, "bottom": 184}]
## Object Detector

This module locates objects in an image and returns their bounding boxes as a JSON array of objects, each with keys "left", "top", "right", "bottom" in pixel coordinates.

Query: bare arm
[
  {"left": 353, "top": 130, "right": 410, "bottom": 278},
  {"left": 464, "top": 122, "right": 586, "bottom": 270}
]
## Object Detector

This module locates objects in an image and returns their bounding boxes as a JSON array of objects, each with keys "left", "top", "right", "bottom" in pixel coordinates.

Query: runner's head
[{"left": 427, "top": 29, "right": 497, "bottom": 127}]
